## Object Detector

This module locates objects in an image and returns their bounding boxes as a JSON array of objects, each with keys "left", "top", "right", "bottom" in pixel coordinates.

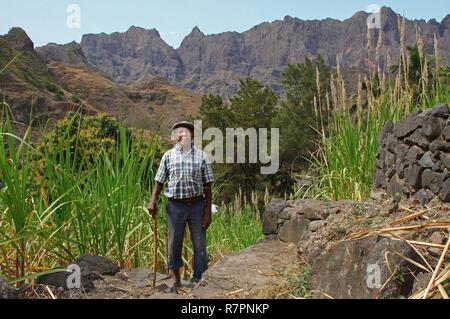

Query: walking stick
[{"left": 152, "top": 214, "right": 158, "bottom": 288}]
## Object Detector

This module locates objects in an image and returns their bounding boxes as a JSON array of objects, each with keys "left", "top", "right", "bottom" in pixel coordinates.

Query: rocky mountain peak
[
  {"left": 36, "top": 41, "right": 88, "bottom": 65},
  {"left": 190, "top": 26, "right": 204, "bottom": 36},
  {"left": 3, "top": 27, "right": 34, "bottom": 52},
  {"left": 77, "top": 7, "right": 450, "bottom": 97},
  {"left": 127, "top": 25, "right": 161, "bottom": 38}
]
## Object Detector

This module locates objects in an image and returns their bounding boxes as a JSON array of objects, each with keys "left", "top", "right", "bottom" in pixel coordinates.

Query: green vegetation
[
  {"left": 0, "top": 108, "right": 263, "bottom": 284},
  {"left": 272, "top": 263, "right": 311, "bottom": 299},
  {"left": 70, "top": 94, "right": 81, "bottom": 104},
  {"left": 275, "top": 54, "right": 331, "bottom": 170},
  {"left": 302, "top": 27, "right": 450, "bottom": 201},
  {"left": 198, "top": 57, "right": 329, "bottom": 202},
  {"left": 289, "top": 265, "right": 311, "bottom": 298}
]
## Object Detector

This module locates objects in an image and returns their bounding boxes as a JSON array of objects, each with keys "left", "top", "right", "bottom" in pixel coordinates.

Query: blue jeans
[{"left": 165, "top": 197, "right": 208, "bottom": 281}]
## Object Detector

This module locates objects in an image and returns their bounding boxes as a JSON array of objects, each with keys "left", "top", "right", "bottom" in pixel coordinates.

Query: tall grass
[
  {"left": 0, "top": 105, "right": 263, "bottom": 284},
  {"left": 306, "top": 22, "right": 450, "bottom": 201}
]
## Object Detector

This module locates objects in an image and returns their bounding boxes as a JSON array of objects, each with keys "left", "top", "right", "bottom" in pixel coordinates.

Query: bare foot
[{"left": 164, "top": 277, "right": 180, "bottom": 294}]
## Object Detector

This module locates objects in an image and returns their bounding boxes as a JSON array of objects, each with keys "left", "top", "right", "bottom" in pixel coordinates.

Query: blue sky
[{"left": 1, "top": 0, "right": 449, "bottom": 49}]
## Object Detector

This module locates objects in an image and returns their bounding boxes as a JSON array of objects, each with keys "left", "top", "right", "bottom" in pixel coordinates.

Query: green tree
[
  {"left": 198, "top": 78, "right": 278, "bottom": 202},
  {"left": 275, "top": 55, "right": 331, "bottom": 171}
]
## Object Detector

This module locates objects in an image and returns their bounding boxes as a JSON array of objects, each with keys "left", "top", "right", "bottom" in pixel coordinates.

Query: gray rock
[
  {"left": 440, "top": 179, "right": 450, "bottom": 201},
  {"left": 441, "top": 169, "right": 450, "bottom": 183},
  {"left": 431, "top": 160, "right": 443, "bottom": 172},
  {"left": 405, "top": 131, "right": 430, "bottom": 149},
  {"left": 374, "top": 169, "right": 387, "bottom": 188},
  {"left": 413, "top": 188, "right": 434, "bottom": 206},
  {"left": 405, "top": 146, "right": 424, "bottom": 165},
  {"left": 394, "top": 112, "right": 419, "bottom": 138},
  {"left": 377, "top": 121, "right": 393, "bottom": 145},
  {"left": 303, "top": 206, "right": 330, "bottom": 220},
  {"left": 427, "top": 103, "right": 449, "bottom": 118},
  {"left": 395, "top": 158, "right": 406, "bottom": 178},
  {"left": 309, "top": 220, "right": 326, "bottom": 232},
  {"left": 404, "top": 165, "right": 423, "bottom": 189},
  {"left": 443, "top": 126, "right": 450, "bottom": 141},
  {"left": 428, "top": 247, "right": 442, "bottom": 257},
  {"left": 394, "top": 143, "right": 409, "bottom": 161},
  {"left": 308, "top": 236, "right": 421, "bottom": 299},
  {"left": 0, "top": 276, "right": 18, "bottom": 299},
  {"left": 442, "top": 153, "right": 450, "bottom": 170},
  {"left": 429, "top": 231, "right": 445, "bottom": 245},
  {"left": 421, "top": 169, "right": 441, "bottom": 194},
  {"left": 385, "top": 151, "right": 396, "bottom": 167},
  {"left": 37, "top": 269, "right": 95, "bottom": 290},
  {"left": 278, "top": 208, "right": 292, "bottom": 220},
  {"left": 278, "top": 214, "right": 309, "bottom": 243},
  {"left": 386, "top": 135, "right": 399, "bottom": 153},
  {"left": 38, "top": 254, "right": 120, "bottom": 290},
  {"left": 429, "top": 139, "right": 446, "bottom": 151},
  {"left": 386, "top": 167, "right": 397, "bottom": 179},
  {"left": 377, "top": 148, "right": 387, "bottom": 170},
  {"left": 387, "top": 174, "right": 405, "bottom": 196},
  {"left": 421, "top": 117, "right": 443, "bottom": 139},
  {"left": 418, "top": 152, "right": 435, "bottom": 168},
  {"left": 263, "top": 199, "right": 287, "bottom": 235},
  {"left": 75, "top": 254, "right": 120, "bottom": 277},
  {"left": 412, "top": 273, "right": 432, "bottom": 295}
]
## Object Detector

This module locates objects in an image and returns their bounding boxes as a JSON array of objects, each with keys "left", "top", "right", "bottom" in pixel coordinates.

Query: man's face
[{"left": 171, "top": 127, "right": 192, "bottom": 146}]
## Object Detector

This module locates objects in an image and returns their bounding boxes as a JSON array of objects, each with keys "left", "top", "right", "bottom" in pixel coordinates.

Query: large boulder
[
  {"left": 36, "top": 269, "right": 95, "bottom": 290},
  {"left": 262, "top": 199, "right": 288, "bottom": 235},
  {"left": 278, "top": 214, "right": 309, "bottom": 243},
  {"left": 74, "top": 254, "right": 120, "bottom": 278},
  {"left": 308, "top": 236, "right": 422, "bottom": 299},
  {"left": 37, "top": 255, "right": 119, "bottom": 290},
  {"left": 0, "top": 276, "right": 18, "bottom": 299}
]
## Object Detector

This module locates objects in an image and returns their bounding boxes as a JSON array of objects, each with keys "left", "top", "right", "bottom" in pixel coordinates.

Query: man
[{"left": 147, "top": 121, "right": 213, "bottom": 293}]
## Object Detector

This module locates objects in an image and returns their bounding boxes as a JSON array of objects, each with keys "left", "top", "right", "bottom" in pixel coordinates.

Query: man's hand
[
  {"left": 202, "top": 206, "right": 212, "bottom": 231},
  {"left": 147, "top": 200, "right": 157, "bottom": 217},
  {"left": 148, "top": 182, "right": 163, "bottom": 218}
]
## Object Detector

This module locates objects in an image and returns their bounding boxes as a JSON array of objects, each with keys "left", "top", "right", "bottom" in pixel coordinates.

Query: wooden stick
[
  {"left": 388, "top": 233, "right": 433, "bottom": 272},
  {"left": 437, "top": 284, "right": 449, "bottom": 299},
  {"left": 153, "top": 215, "right": 158, "bottom": 288},
  {"left": 45, "top": 285, "right": 56, "bottom": 299},
  {"left": 404, "top": 240, "right": 446, "bottom": 249},
  {"left": 423, "top": 236, "right": 450, "bottom": 299},
  {"left": 392, "top": 251, "right": 430, "bottom": 273},
  {"left": 409, "top": 267, "right": 450, "bottom": 299},
  {"left": 376, "top": 266, "right": 398, "bottom": 299},
  {"left": 226, "top": 288, "right": 244, "bottom": 296},
  {"left": 346, "top": 222, "right": 450, "bottom": 241},
  {"left": 389, "top": 208, "right": 430, "bottom": 226}
]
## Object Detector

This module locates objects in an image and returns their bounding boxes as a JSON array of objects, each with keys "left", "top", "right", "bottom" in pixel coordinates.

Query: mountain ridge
[{"left": 28, "top": 6, "right": 450, "bottom": 97}]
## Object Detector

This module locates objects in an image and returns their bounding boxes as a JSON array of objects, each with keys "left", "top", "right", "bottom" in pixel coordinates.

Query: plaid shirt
[{"left": 155, "top": 143, "right": 214, "bottom": 199}]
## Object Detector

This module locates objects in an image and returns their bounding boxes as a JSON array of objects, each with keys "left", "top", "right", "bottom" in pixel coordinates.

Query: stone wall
[
  {"left": 263, "top": 199, "right": 353, "bottom": 245},
  {"left": 262, "top": 199, "right": 424, "bottom": 298},
  {"left": 374, "top": 103, "right": 450, "bottom": 204}
]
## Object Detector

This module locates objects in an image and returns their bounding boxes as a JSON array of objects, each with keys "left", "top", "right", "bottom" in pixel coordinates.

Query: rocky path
[{"left": 64, "top": 240, "right": 298, "bottom": 299}]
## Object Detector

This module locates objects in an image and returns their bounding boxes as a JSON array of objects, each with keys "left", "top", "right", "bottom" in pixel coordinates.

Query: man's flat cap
[{"left": 171, "top": 121, "right": 194, "bottom": 132}]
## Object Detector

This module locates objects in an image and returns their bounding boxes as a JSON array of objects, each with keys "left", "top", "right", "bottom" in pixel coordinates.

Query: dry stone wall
[{"left": 374, "top": 103, "right": 450, "bottom": 204}]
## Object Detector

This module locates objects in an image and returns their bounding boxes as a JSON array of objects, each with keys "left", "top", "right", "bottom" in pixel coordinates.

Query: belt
[{"left": 171, "top": 195, "right": 204, "bottom": 203}]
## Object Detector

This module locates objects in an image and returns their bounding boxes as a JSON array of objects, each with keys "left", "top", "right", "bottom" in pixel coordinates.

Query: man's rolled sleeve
[
  {"left": 155, "top": 153, "right": 168, "bottom": 183},
  {"left": 202, "top": 158, "right": 214, "bottom": 184}
]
